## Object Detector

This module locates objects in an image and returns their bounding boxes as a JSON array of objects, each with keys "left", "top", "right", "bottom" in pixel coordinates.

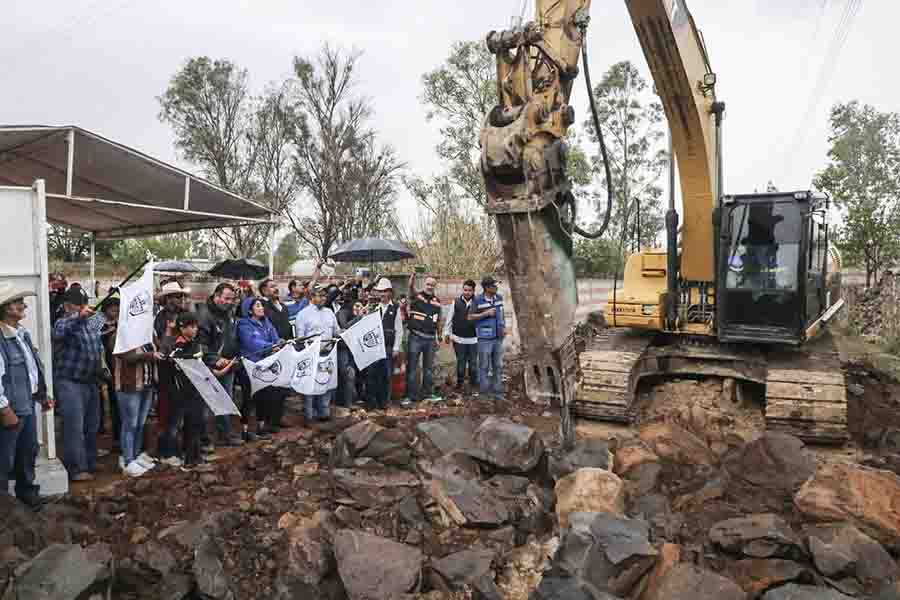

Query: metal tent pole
[
  {"left": 268, "top": 226, "right": 276, "bottom": 277},
  {"left": 90, "top": 234, "right": 96, "bottom": 300}
]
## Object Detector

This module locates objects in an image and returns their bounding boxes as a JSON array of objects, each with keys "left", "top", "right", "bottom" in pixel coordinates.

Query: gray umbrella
[
  {"left": 154, "top": 260, "right": 200, "bottom": 273},
  {"left": 328, "top": 238, "right": 416, "bottom": 263}
]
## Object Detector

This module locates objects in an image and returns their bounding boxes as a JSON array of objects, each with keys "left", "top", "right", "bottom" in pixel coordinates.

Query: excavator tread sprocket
[
  {"left": 763, "top": 339, "right": 849, "bottom": 445},
  {"left": 572, "top": 329, "right": 653, "bottom": 423}
]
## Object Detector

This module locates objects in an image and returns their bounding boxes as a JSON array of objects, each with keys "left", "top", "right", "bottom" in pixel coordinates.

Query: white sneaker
[
  {"left": 123, "top": 461, "right": 148, "bottom": 477},
  {"left": 135, "top": 453, "right": 156, "bottom": 470},
  {"left": 118, "top": 456, "right": 126, "bottom": 471},
  {"left": 400, "top": 398, "right": 412, "bottom": 407}
]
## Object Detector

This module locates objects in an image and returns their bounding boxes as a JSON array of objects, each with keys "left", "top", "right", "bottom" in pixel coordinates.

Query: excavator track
[
  {"left": 573, "top": 329, "right": 653, "bottom": 423},
  {"left": 763, "top": 336, "right": 849, "bottom": 445},
  {"left": 572, "top": 329, "right": 849, "bottom": 445}
]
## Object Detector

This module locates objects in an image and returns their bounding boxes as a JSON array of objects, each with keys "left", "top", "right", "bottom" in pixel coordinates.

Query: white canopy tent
[{"left": 0, "top": 125, "right": 276, "bottom": 290}]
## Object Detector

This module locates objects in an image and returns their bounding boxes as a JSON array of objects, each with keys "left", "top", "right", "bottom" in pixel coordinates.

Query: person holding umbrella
[{"left": 0, "top": 283, "right": 52, "bottom": 509}]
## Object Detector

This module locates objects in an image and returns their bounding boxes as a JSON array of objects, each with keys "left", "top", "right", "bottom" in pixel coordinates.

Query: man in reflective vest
[
  {"left": 404, "top": 274, "right": 443, "bottom": 405},
  {"left": 468, "top": 276, "right": 506, "bottom": 399}
]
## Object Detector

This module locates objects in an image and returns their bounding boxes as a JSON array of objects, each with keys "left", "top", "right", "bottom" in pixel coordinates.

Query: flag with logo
[
  {"left": 113, "top": 261, "right": 155, "bottom": 354},
  {"left": 310, "top": 342, "right": 338, "bottom": 395},
  {"left": 339, "top": 311, "right": 387, "bottom": 370},
  {"left": 241, "top": 343, "right": 303, "bottom": 396},
  {"left": 173, "top": 358, "right": 241, "bottom": 416},
  {"left": 291, "top": 339, "right": 322, "bottom": 396}
]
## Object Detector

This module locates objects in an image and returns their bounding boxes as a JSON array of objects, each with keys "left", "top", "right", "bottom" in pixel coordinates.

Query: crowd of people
[{"left": 1, "top": 264, "right": 507, "bottom": 510}]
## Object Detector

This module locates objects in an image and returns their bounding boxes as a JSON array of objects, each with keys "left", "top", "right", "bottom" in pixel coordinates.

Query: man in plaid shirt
[{"left": 52, "top": 287, "right": 104, "bottom": 481}]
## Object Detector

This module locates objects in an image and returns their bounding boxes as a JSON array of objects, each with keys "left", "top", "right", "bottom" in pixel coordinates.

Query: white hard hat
[{"left": 373, "top": 277, "right": 393, "bottom": 291}]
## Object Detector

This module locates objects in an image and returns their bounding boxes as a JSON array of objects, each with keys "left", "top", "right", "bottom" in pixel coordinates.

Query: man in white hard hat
[
  {"left": 0, "top": 283, "right": 52, "bottom": 509},
  {"left": 367, "top": 278, "right": 403, "bottom": 410}
]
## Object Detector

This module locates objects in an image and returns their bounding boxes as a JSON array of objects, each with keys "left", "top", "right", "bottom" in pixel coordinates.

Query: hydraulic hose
[{"left": 573, "top": 30, "right": 615, "bottom": 240}]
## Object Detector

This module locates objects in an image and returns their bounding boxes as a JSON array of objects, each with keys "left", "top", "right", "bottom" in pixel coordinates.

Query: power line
[{"left": 781, "top": 0, "right": 862, "bottom": 180}]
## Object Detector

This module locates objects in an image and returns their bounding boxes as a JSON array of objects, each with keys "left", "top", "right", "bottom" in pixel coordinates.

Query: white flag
[
  {"left": 290, "top": 339, "right": 322, "bottom": 396},
  {"left": 241, "top": 344, "right": 303, "bottom": 396},
  {"left": 173, "top": 358, "right": 241, "bottom": 416},
  {"left": 311, "top": 343, "right": 338, "bottom": 395},
  {"left": 339, "top": 311, "right": 387, "bottom": 371},
  {"left": 113, "top": 262, "right": 155, "bottom": 354}
]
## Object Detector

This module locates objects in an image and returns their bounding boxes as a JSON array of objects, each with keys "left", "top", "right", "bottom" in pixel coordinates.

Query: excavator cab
[{"left": 717, "top": 191, "right": 831, "bottom": 346}]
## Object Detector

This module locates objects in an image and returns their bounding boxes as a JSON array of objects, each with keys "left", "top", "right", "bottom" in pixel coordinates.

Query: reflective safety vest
[{"left": 408, "top": 294, "right": 441, "bottom": 337}]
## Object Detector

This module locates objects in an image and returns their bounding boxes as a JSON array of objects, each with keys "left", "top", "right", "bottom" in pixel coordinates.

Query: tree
[
  {"left": 287, "top": 44, "right": 404, "bottom": 259},
  {"left": 274, "top": 232, "right": 302, "bottom": 274},
  {"left": 420, "top": 41, "right": 496, "bottom": 207},
  {"left": 582, "top": 61, "right": 667, "bottom": 249},
  {"left": 815, "top": 101, "right": 900, "bottom": 288},
  {"left": 110, "top": 234, "right": 199, "bottom": 271},
  {"left": 158, "top": 57, "right": 299, "bottom": 258},
  {"left": 47, "top": 226, "right": 121, "bottom": 262}
]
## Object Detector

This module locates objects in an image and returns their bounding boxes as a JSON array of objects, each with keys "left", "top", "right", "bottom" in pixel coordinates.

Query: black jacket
[
  {"left": 196, "top": 297, "right": 237, "bottom": 367},
  {"left": 263, "top": 298, "right": 294, "bottom": 341}
]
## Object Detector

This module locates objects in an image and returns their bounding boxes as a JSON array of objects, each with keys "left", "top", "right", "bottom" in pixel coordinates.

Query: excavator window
[{"left": 725, "top": 202, "right": 802, "bottom": 292}]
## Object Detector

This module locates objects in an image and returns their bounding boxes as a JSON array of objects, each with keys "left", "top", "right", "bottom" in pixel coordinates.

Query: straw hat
[{"left": 0, "top": 283, "right": 36, "bottom": 307}]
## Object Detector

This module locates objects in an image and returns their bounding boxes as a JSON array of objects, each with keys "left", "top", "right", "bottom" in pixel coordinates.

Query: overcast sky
[{"left": 2, "top": 0, "right": 893, "bottom": 231}]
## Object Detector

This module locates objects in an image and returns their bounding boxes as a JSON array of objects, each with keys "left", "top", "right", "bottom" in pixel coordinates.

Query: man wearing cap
[
  {"left": 294, "top": 284, "right": 340, "bottom": 423},
  {"left": 52, "top": 286, "right": 103, "bottom": 481},
  {"left": 0, "top": 284, "right": 51, "bottom": 509},
  {"left": 154, "top": 281, "right": 189, "bottom": 340},
  {"left": 468, "top": 277, "right": 506, "bottom": 399},
  {"left": 442, "top": 279, "right": 479, "bottom": 393},
  {"left": 367, "top": 278, "right": 403, "bottom": 410},
  {"left": 404, "top": 272, "right": 443, "bottom": 405}
]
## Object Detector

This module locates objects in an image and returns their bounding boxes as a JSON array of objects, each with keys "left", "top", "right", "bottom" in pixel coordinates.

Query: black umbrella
[
  {"left": 207, "top": 258, "right": 269, "bottom": 280},
  {"left": 328, "top": 238, "right": 415, "bottom": 264},
  {"left": 154, "top": 260, "right": 200, "bottom": 274}
]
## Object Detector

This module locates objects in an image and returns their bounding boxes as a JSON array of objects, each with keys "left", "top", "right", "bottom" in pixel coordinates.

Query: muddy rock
[
  {"left": 0, "top": 495, "right": 49, "bottom": 555},
  {"left": 496, "top": 538, "right": 559, "bottom": 600},
  {"left": 359, "top": 429, "right": 415, "bottom": 468},
  {"left": 466, "top": 416, "right": 545, "bottom": 473},
  {"left": 194, "top": 535, "right": 235, "bottom": 600},
  {"left": 332, "top": 467, "right": 420, "bottom": 508},
  {"left": 14, "top": 544, "right": 109, "bottom": 600},
  {"left": 639, "top": 422, "right": 716, "bottom": 468},
  {"left": 795, "top": 463, "right": 900, "bottom": 551},
  {"left": 159, "top": 520, "right": 205, "bottom": 550},
  {"left": 283, "top": 510, "right": 337, "bottom": 585},
  {"left": 727, "top": 433, "right": 815, "bottom": 495},
  {"left": 331, "top": 420, "right": 384, "bottom": 467},
  {"left": 553, "top": 513, "right": 657, "bottom": 597},
  {"left": 634, "top": 543, "right": 680, "bottom": 600},
  {"left": 613, "top": 440, "right": 661, "bottom": 495},
  {"left": 726, "top": 559, "right": 808, "bottom": 598},
  {"left": 417, "top": 417, "right": 479, "bottom": 456},
  {"left": 426, "top": 451, "right": 482, "bottom": 482},
  {"left": 430, "top": 548, "right": 496, "bottom": 590},
  {"left": 710, "top": 514, "right": 805, "bottom": 559},
  {"left": 531, "top": 575, "right": 624, "bottom": 599},
  {"left": 555, "top": 469, "right": 625, "bottom": 530},
  {"left": 761, "top": 583, "right": 855, "bottom": 599},
  {"left": 485, "top": 474, "right": 531, "bottom": 497},
  {"left": 133, "top": 541, "right": 176, "bottom": 577},
  {"left": 429, "top": 476, "right": 510, "bottom": 527},
  {"left": 652, "top": 563, "right": 746, "bottom": 600},
  {"left": 397, "top": 496, "right": 428, "bottom": 530},
  {"left": 333, "top": 530, "right": 424, "bottom": 600},
  {"left": 805, "top": 523, "right": 897, "bottom": 585},
  {"left": 548, "top": 438, "right": 613, "bottom": 481}
]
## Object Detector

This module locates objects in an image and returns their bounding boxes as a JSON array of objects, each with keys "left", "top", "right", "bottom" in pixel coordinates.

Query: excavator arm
[{"left": 480, "top": 0, "right": 593, "bottom": 443}]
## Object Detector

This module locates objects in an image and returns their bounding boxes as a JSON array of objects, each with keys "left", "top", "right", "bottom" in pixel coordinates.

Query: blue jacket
[
  {"left": 471, "top": 293, "right": 505, "bottom": 340},
  {"left": 236, "top": 316, "right": 280, "bottom": 362},
  {"left": 0, "top": 327, "right": 46, "bottom": 416}
]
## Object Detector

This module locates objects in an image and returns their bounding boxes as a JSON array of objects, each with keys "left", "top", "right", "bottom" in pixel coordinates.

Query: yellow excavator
[{"left": 480, "top": 0, "right": 847, "bottom": 445}]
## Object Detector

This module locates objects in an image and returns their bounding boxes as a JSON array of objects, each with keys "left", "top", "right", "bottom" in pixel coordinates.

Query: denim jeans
[
  {"left": 478, "top": 338, "right": 504, "bottom": 397},
  {"left": 406, "top": 334, "right": 436, "bottom": 401},
  {"left": 453, "top": 342, "right": 479, "bottom": 387},
  {"left": 117, "top": 389, "right": 152, "bottom": 464},
  {"left": 366, "top": 355, "right": 392, "bottom": 410},
  {"left": 0, "top": 412, "right": 38, "bottom": 498},
  {"left": 215, "top": 371, "right": 234, "bottom": 437},
  {"left": 304, "top": 390, "right": 333, "bottom": 420},
  {"left": 56, "top": 378, "right": 100, "bottom": 476},
  {"left": 336, "top": 347, "right": 356, "bottom": 408}
]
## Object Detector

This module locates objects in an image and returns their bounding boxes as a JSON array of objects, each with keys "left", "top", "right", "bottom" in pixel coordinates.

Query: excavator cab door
[{"left": 717, "top": 192, "right": 812, "bottom": 345}]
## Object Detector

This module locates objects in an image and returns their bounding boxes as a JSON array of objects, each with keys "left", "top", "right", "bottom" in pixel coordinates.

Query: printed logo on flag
[
  {"left": 252, "top": 361, "right": 282, "bottom": 383},
  {"left": 294, "top": 357, "right": 313, "bottom": 379},
  {"left": 361, "top": 328, "right": 382, "bottom": 349},
  {"left": 316, "top": 356, "right": 335, "bottom": 385},
  {"left": 128, "top": 291, "right": 152, "bottom": 317}
]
